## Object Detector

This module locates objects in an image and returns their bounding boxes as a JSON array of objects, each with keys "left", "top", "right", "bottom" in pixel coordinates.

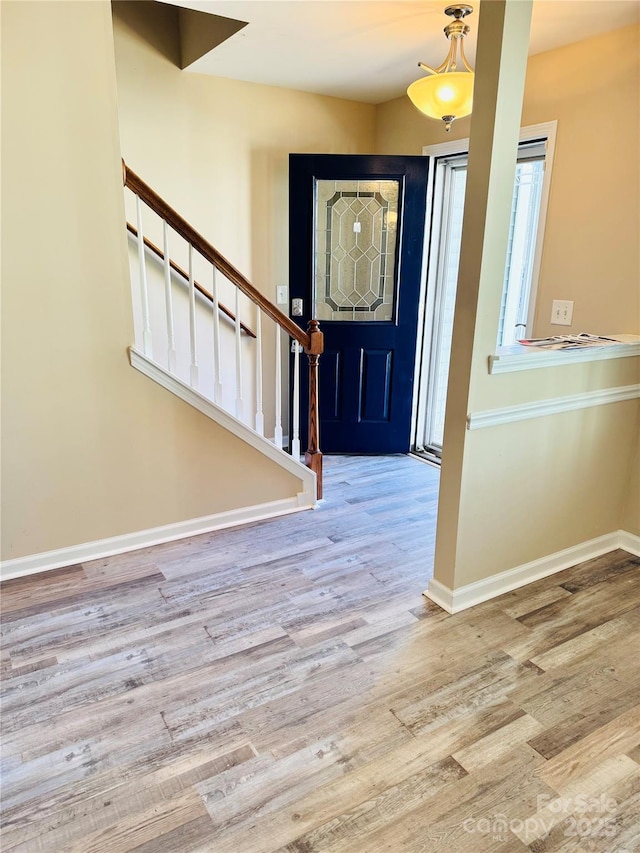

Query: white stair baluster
[
  {"left": 255, "top": 312, "right": 264, "bottom": 434},
  {"left": 135, "top": 196, "right": 153, "bottom": 357},
  {"left": 188, "top": 244, "right": 198, "bottom": 387},
  {"left": 292, "top": 340, "right": 301, "bottom": 458},
  {"left": 274, "top": 325, "right": 283, "bottom": 448},
  {"left": 235, "top": 288, "right": 243, "bottom": 419},
  {"left": 163, "top": 221, "right": 176, "bottom": 373},
  {"left": 211, "top": 267, "right": 223, "bottom": 405}
]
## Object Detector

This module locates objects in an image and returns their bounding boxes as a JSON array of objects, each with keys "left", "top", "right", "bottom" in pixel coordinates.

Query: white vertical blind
[{"left": 497, "top": 158, "right": 545, "bottom": 345}]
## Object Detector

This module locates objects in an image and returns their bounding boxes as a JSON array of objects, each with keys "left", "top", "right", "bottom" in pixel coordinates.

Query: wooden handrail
[
  {"left": 123, "top": 162, "right": 311, "bottom": 350},
  {"left": 126, "top": 223, "right": 256, "bottom": 338}
]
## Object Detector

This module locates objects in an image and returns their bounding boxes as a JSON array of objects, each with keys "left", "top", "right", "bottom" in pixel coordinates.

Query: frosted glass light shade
[{"left": 407, "top": 71, "right": 474, "bottom": 122}]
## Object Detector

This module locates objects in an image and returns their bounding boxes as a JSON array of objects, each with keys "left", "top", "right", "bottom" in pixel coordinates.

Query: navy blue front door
[{"left": 289, "top": 154, "right": 429, "bottom": 454}]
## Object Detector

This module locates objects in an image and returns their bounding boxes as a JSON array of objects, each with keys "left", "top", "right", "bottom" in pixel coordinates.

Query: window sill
[{"left": 489, "top": 335, "right": 640, "bottom": 374}]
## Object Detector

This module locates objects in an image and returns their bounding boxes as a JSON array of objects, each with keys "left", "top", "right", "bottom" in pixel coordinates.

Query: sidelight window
[{"left": 413, "top": 124, "right": 555, "bottom": 461}]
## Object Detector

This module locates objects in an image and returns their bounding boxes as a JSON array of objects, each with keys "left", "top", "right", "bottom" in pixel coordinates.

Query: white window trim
[
  {"left": 412, "top": 122, "right": 557, "bottom": 452},
  {"left": 421, "top": 120, "right": 558, "bottom": 343}
]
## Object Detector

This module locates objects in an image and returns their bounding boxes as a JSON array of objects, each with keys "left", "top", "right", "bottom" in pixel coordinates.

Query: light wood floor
[{"left": 2, "top": 455, "right": 639, "bottom": 852}]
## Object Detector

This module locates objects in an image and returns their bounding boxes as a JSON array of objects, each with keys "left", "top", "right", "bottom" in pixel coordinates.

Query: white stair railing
[
  {"left": 187, "top": 244, "right": 199, "bottom": 389},
  {"left": 122, "top": 162, "right": 323, "bottom": 496},
  {"left": 211, "top": 266, "right": 223, "bottom": 405},
  {"left": 291, "top": 340, "right": 301, "bottom": 458},
  {"left": 274, "top": 325, "right": 283, "bottom": 449},
  {"left": 255, "top": 313, "right": 264, "bottom": 435},
  {"left": 162, "top": 221, "right": 177, "bottom": 373},
  {"left": 135, "top": 196, "right": 153, "bottom": 358}
]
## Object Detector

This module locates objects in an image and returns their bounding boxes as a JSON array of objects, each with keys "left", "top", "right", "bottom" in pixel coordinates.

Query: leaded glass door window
[{"left": 314, "top": 180, "right": 399, "bottom": 322}]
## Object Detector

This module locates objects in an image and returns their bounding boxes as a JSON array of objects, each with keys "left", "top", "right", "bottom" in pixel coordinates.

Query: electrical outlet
[
  {"left": 276, "top": 285, "right": 288, "bottom": 305},
  {"left": 551, "top": 299, "right": 574, "bottom": 326}
]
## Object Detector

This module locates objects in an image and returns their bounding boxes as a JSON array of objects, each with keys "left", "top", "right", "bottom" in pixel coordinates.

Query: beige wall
[
  {"left": 112, "top": 1, "right": 376, "bottom": 306},
  {"left": 375, "top": 24, "right": 640, "bottom": 339},
  {"left": 0, "top": 0, "right": 307, "bottom": 562}
]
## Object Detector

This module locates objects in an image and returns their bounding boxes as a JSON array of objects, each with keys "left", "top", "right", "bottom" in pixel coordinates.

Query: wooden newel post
[{"left": 304, "top": 319, "right": 323, "bottom": 500}]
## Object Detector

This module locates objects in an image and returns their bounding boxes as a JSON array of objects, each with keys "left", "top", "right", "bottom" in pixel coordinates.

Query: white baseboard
[
  {"left": 424, "top": 530, "right": 639, "bottom": 614},
  {"left": 618, "top": 529, "right": 640, "bottom": 557},
  {"left": 424, "top": 577, "right": 458, "bottom": 613},
  {"left": 0, "top": 497, "right": 311, "bottom": 583}
]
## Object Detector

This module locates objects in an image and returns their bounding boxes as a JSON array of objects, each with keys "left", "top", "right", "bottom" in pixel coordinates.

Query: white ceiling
[{"left": 165, "top": 0, "right": 640, "bottom": 103}]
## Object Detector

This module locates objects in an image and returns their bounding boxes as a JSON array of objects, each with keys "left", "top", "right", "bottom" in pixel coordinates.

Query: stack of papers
[{"left": 517, "top": 334, "right": 627, "bottom": 350}]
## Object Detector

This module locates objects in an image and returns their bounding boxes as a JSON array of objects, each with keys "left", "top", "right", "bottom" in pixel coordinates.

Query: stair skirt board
[
  {"left": 128, "top": 346, "right": 316, "bottom": 499},
  {"left": 425, "top": 530, "right": 640, "bottom": 614},
  {"left": 0, "top": 497, "right": 313, "bottom": 582}
]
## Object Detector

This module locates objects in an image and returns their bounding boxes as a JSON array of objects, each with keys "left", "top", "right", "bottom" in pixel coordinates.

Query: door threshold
[{"left": 409, "top": 451, "right": 441, "bottom": 469}]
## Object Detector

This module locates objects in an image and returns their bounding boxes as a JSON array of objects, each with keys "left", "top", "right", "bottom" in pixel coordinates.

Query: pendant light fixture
[{"left": 407, "top": 4, "right": 474, "bottom": 132}]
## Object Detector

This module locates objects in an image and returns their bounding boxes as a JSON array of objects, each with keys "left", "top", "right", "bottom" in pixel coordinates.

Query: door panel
[
  {"left": 319, "top": 350, "right": 342, "bottom": 422},
  {"left": 359, "top": 349, "right": 393, "bottom": 423},
  {"left": 290, "top": 154, "right": 429, "bottom": 454}
]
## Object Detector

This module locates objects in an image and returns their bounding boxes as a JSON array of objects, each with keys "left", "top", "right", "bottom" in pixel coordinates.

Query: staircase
[{"left": 122, "top": 162, "right": 323, "bottom": 500}]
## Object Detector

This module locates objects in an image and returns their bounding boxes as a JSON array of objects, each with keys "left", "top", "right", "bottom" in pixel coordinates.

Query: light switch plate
[{"left": 276, "top": 285, "right": 288, "bottom": 305}]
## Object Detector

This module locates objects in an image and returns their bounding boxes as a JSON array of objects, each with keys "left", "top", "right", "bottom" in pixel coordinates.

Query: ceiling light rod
[{"left": 417, "top": 4, "right": 473, "bottom": 77}]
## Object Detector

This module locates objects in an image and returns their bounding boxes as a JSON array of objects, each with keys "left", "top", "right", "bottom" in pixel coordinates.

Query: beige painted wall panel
[
  {"left": 523, "top": 25, "right": 639, "bottom": 338},
  {"left": 1, "top": 0, "right": 305, "bottom": 562},
  {"left": 375, "top": 25, "right": 640, "bottom": 339},
  {"left": 454, "top": 401, "right": 640, "bottom": 587},
  {"left": 471, "top": 342, "right": 640, "bottom": 415}
]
